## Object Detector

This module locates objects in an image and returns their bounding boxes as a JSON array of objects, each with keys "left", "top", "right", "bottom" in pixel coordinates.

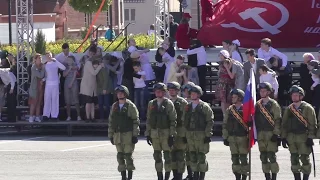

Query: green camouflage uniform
[
  {"left": 254, "top": 98, "right": 281, "bottom": 174},
  {"left": 223, "top": 105, "right": 249, "bottom": 176},
  {"left": 108, "top": 99, "right": 140, "bottom": 172},
  {"left": 171, "top": 96, "right": 188, "bottom": 174},
  {"left": 282, "top": 101, "right": 317, "bottom": 175},
  {"left": 183, "top": 100, "right": 214, "bottom": 173},
  {"left": 145, "top": 97, "right": 177, "bottom": 173}
]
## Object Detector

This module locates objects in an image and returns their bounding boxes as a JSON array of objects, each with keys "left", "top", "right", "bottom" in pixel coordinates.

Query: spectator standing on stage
[
  {"left": 300, "top": 53, "right": 315, "bottom": 104},
  {"left": 307, "top": 60, "right": 320, "bottom": 115},
  {"left": 225, "top": 58, "right": 245, "bottom": 91},
  {"left": 96, "top": 58, "right": 113, "bottom": 121},
  {"left": 106, "top": 52, "right": 124, "bottom": 88},
  {"left": 216, "top": 50, "right": 234, "bottom": 115},
  {"left": 80, "top": 46, "right": 103, "bottom": 122},
  {"left": 148, "top": 24, "right": 155, "bottom": 36},
  {"left": 43, "top": 52, "right": 66, "bottom": 121},
  {"left": 259, "top": 64, "right": 279, "bottom": 99},
  {"left": 0, "top": 67, "right": 16, "bottom": 122},
  {"left": 155, "top": 38, "right": 175, "bottom": 82},
  {"left": 222, "top": 40, "right": 232, "bottom": 53},
  {"left": 258, "top": 38, "right": 288, "bottom": 69},
  {"left": 7, "top": 53, "right": 17, "bottom": 121},
  {"left": 159, "top": 47, "right": 175, "bottom": 84},
  {"left": 187, "top": 39, "right": 207, "bottom": 92},
  {"left": 166, "top": 55, "right": 186, "bottom": 84},
  {"left": 28, "top": 53, "right": 45, "bottom": 123},
  {"left": 230, "top": 39, "right": 244, "bottom": 63},
  {"left": 132, "top": 61, "right": 147, "bottom": 120},
  {"left": 63, "top": 56, "right": 81, "bottom": 121}
]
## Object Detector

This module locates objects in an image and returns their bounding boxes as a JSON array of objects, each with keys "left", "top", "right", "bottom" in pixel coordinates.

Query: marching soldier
[
  {"left": 108, "top": 85, "right": 140, "bottom": 180},
  {"left": 168, "top": 82, "right": 188, "bottom": 180},
  {"left": 255, "top": 82, "right": 281, "bottom": 180},
  {"left": 222, "top": 89, "right": 249, "bottom": 180},
  {"left": 281, "top": 85, "right": 317, "bottom": 180},
  {"left": 182, "top": 85, "right": 214, "bottom": 180},
  {"left": 181, "top": 82, "right": 196, "bottom": 180},
  {"left": 145, "top": 82, "right": 177, "bottom": 180}
]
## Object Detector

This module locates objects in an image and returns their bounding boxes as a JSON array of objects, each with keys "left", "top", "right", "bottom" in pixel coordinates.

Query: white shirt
[
  {"left": 259, "top": 72, "right": 279, "bottom": 95},
  {"left": 148, "top": 30, "right": 155, "bottom": 36},
  {"left": 133, "top": 71, "right": 146, "bottom": 88},
  {"left": 55, "top": 52, "right": 80, "bottom": 69},
  {"left": 44, "top": 60, "right": 66, "bottom": 85},
  {"left": 311, "top": 73, "right": 320, "bottom": 87},
  {"left": 231, "top": 51, "right": 242, "bottom": 63},
  {"left": 186, "top": 46, "right": 207, "bottom": 66},
  {"left": 258, "top": 47, "right": 288, "bottom": 67},
  {"left": 251, "top": 61, "right": 257, "bottom": 74},
  {"left": 0, "top": 68, "right": 16, "bottom": 89}
]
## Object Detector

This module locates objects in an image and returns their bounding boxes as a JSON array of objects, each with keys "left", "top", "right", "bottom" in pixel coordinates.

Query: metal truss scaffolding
[
  {"left": 16, "top": 0, "right": 34, "bottom": 105},
  {"left": 154, "top": 0, "right": 169, "bottom": 47}
]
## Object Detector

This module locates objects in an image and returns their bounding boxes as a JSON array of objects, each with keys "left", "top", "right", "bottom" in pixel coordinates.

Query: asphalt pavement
[{"left": 0, "top": 133, "right": 319, "bottom": 180}]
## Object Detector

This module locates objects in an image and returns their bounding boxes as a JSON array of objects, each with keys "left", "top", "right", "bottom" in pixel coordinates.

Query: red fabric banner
[{"left": 198, "top": 0, "right": 320, "bottom": 48}]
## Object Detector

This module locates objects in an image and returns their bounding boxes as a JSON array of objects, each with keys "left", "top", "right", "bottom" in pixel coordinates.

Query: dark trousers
[
  {"left": 122, "top": 78, "right": 134, "bottom": 101},
  {"left": 278, "top": 74, "right": 292, "bottom": 105},
  {"left": 98, "top": 94, "right": 111, "bottom": 120},
  {"left": 312, "top": 84, "right": 320, "bottom": 118},
  {"left": 155, "top": 65, "right": 166, "bottom": 82},
  {"left": 197, "top": 65, "right": 207, "bottom": 94},
  {"left": 6, "top": 84, "right": 17, "bottom": 122}
]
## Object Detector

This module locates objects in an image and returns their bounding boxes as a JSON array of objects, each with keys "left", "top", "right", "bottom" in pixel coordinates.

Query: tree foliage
[
  {"left": 35, "top": 30, "right": 46, "bottom": 54},
  {"left": 68, "top": 0, "right": 111, "bottom": 14}
]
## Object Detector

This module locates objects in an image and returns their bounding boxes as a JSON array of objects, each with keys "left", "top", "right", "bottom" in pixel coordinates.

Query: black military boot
[
  {"left": 234, "top": 173, "right": 241, "bottom": 180},
  {"left": 183, "top": 166, "right": 193, "bottom": 180},
  {"left": 127, "top": 170, "right": 133, "bottom": 180},
  {"left": 165, "top": 172, "right": 171, "bottom": 180},
  {"left": 193, "top": 172, "right": 199, "bottom": 180},
  {"left": 157, "top": 172, "right": 164, "bottom": 180},
  {"left": 171, "top": 169, "right": 178, "bottom": 180},
  {"left": 271, "top": 173, "right": 277, "bottom": 180},
  {"left": 241, "top": 174, "right": 247, "bottom": 180},
  {"left": 120, "top": 171, "right": 126, "bottom": 180},
  {"left": 264, "top": 173, "right": 271, "bottom": 180},
  {"left": 293, "top": 173, "right": 301, "bottom": 180},
  {"left": 302, "top": 174, "right": 309, "bottom": 180},
  {"left": 199, "top": 172, "right": 205, "bottom": 180}
]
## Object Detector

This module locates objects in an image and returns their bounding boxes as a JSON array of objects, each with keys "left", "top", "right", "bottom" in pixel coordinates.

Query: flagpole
[{"left": 248, "top": 126, "right": 252, "bottom": 180}]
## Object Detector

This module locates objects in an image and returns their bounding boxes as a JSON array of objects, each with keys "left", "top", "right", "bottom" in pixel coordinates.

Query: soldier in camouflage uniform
[
  {"left": 108, "top": 85, "right": 140, "bottom": 180},
  {"left": 254, "top": 82, "right": 282, "bottom": 180},
  {"left": 182, "top": 85, "right": 214, "bottom": 180},
  {"left": 146, "top": 82, "right": 177, "bottom": 180},
  {"left": 222, "top": 89, "right": 249, "bottom": 180},
  {"left": 181, "top": 82, "right": 196, "bottom": 180},
  {"left": 281, "top": 85, "right": 317, "bottom": 180},
  {"left": 167, "top": 82, "right": 188, "bottom": 180}
]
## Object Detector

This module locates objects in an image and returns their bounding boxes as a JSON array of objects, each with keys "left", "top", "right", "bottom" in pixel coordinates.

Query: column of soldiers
[
  {"left": 107, "top": 82, "right": 320, "bottom": 180},
  {"left": 223, "top": 82, "right": 320, "bottom": 180},
  {"left": 108, "top": 82, "right": 214, "bottom": 180}
]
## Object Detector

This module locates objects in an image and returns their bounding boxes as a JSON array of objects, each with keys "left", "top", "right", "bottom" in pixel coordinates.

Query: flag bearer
[
  {"left": 183, "top": 85, "right": 213, "bottom": 180},
  {"left": 168, "top": 82, "right": 188, "bottom": 180},
  {"left": 255, "top": 82, "right": 281, "bottom": 180},
  {"left": 222, "top": 89, "right": 249, "bottom": 180},
  {"left": 108, "top": 85, "right": 140, "bottom": 180},
  {"left": 281, "top": 85, "right": 317, "bottom": 180},
  {"left": 145, "top": 82, "right": 177, "bottom": 180}
]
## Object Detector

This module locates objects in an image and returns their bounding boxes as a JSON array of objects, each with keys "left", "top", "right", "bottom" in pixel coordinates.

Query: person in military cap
[
  {"left": 108, "top": 85, "right": 140, "bottom": 180},
  {"left": 181, "top": 82, "right": 196, "bottom": 103},
  {"left": 222, "top": 89, "right": 249, "bottom": 180},
  {"left": 182, "top": 85, "right": 214, "bottom": 180},
  {"left": 281, "top": 85, "right": 317, "bottom": 180},
  {"left": 181, "top": 81, "right": 195, "bottom": 180},
  {"left": 254, "top": 82, "right": 282, "bottom": 180},
  {"left": 145, "top": 82, "right": 177, "bottom": 180},
  {"left": 167, "top": 81, "right": 188, "bottom": 180}
]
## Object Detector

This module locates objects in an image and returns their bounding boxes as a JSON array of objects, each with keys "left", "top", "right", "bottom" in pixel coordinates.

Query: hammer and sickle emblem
[{"left": 221, "top": 0, "right": 289, "bottom": 34}]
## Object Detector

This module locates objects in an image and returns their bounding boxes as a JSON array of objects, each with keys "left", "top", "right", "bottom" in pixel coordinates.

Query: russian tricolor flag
[{"left": 242, "top": 68, "right": 257, "bottom": 149}]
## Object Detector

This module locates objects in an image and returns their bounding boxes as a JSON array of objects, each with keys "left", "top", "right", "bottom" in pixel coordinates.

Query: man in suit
[{"left": 243, "top": 49, "right": 269, "bottom": 86}]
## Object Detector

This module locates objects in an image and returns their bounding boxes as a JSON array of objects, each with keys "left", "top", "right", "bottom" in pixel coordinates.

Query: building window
[{"left": 124, "top": 8, "right": 136, "bottom": 22}]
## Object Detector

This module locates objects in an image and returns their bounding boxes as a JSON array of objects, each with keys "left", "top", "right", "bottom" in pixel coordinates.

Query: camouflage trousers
[{"left": 228, "top": 136, "right": 249, "bottom": 175}]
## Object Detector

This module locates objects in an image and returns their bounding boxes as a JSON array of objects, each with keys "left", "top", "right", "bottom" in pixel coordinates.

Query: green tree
[
  {"left": 68, "top": 0, "right": 111, "bottom": 14},
  {"left": 35, "top": 29, "right": 46, "bottom": 54}
]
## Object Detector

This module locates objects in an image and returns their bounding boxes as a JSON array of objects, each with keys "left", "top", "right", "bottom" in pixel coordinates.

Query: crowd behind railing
[{"left": 0, "top": 37, "right": 319, "bottom": 123}]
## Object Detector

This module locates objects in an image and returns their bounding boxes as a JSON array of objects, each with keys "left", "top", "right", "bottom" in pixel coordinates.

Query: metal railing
[
  {"left": 73, "top": 24, "right": 103, "bottom": 53},
  {"left": 104, "top": 22, "right": 135, "bottom": 52}
]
